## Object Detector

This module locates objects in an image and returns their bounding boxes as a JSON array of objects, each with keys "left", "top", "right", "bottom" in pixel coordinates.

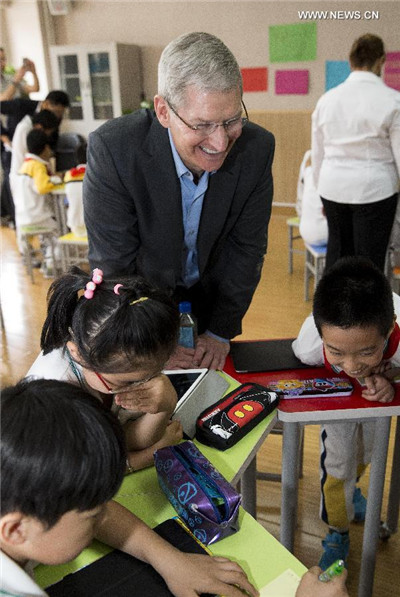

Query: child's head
[
  {"left": 32, "top": 109, "right": 59, "bottom": 135},
  {"left": 41, "top": 267, "right": 179, "bottom": 394},
  {"left": 0, "top": 378, "right": 126, "bottom": 565},
  {"left": 42, "top": 90, "right": 70, "bottom": 121},
  {"left": 313, "top": 257, "right": 395, "bottom": 378},
  {"left": 26, "top": 128, "right": 52, "bottom": 161}
]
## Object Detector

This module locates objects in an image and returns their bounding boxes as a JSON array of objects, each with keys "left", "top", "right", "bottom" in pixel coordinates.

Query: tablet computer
[
  {"left": 166, "top": 369, "right": 230, "bottom": 439},
  {"left": 46, "top": 518, "right": 215, "bottom": 597},
  {"left": 164, "top": 368, "right": 208, "bottom": 409}
]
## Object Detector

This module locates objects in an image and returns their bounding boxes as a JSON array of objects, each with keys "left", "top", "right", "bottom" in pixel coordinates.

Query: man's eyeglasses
[
  {"left": 94, "top": 371, "right": 160, "bottom": 395},
  {"left": 167, "top": 99, "right": 249, "bottom": 137}
]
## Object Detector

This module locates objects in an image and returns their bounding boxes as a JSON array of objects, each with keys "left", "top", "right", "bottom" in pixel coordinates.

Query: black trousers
[{"left": 321, "top": 193, "right": 399, "bottom": 272}]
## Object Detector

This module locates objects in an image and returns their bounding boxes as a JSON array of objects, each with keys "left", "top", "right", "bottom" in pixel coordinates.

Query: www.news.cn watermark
[{"left": 298, "top": 10, "right": 380, "bottom": 20}]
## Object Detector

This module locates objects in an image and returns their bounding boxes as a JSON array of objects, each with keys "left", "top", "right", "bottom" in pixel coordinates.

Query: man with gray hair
[{"left": 84, "top": 32, "right": 275, "bottom": 370}]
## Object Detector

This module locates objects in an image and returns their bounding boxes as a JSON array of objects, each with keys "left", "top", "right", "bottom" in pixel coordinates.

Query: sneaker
[
  {"left": 353, "top": 487, "right": 367, "bottom": 522},
  {"left": 318, "top": 531, "right": 349, "bottom": 570}
]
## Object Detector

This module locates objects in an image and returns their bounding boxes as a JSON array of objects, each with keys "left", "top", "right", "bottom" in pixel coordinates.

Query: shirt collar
[
  {"left": 347, "top": 71, "right": 383, "bottom": 85},
  {"left": 25, "top": 153, "right": 49, "bottom": 166}
]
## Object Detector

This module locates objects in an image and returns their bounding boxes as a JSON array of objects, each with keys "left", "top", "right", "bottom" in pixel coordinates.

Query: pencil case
[
  {"left": 195, "top": 382, "right": 279, "bottom": 450},
  {"left": 154, "top": 440, "right": 241, "bottom": 545},
  {"left": 264, "top": 377, "right": 353, "bottom": 398}
]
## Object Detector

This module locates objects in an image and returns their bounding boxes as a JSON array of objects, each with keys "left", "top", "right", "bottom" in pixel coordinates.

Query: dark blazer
[{"left": 84, "top": 109, "right": 275, "bottom": 339}]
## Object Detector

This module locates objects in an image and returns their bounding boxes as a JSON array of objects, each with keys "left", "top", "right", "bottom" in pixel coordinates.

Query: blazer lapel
[
  {"left": 142, "top": 119, "right": 184, "bottom": 271},
  {"left": 197, "top": 150, "right": 241, "bottom": 274}
]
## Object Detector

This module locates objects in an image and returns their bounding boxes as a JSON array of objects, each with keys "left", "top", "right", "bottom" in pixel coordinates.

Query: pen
[{"left": 318, "top": 559, "right": 345, "bottom": 582}]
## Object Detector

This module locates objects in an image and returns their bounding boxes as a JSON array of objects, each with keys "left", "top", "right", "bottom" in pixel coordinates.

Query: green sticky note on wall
[{"left": 269, "top": 22, "right": 317, "bottom": 62}]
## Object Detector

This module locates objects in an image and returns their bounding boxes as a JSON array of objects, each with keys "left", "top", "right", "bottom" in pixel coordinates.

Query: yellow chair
[
  {"left": 20, "top": 224, "right": 58, "bottom": 283},
  {"left": 58, "top": 232, "right": 89, "bottom": 273}
]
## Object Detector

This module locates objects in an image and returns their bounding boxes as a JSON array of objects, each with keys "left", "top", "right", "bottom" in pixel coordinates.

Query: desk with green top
[{"left": 35, "top": 373, "right": 306, "bottom": 594}]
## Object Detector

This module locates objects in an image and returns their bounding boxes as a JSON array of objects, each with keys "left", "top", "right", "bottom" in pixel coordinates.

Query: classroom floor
[{"left": 1, "top": 208, "right": 399, "bottom": 596}]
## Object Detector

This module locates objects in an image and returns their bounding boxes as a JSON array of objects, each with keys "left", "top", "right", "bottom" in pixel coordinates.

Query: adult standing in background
[
  {"left": 0, "top": 48, "right": 39, "bottom": 101},
  {"left": 84, "top": 32, "right": 275, "bottom": 371},
  {"left": 312, "top": 33, "right": 400, "bottom": 272},
  {"left": 1, "top": 48, "right": 40, "bottom": 227}
]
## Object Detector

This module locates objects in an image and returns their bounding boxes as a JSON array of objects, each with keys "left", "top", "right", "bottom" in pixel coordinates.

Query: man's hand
[
  {"left": 361, "top": 374, "right": 395, "bottom": 403},
  {"left": 193, "top": 333, "right": 230, "bottom": 370},
  {"left": 164, "top": 345, "right": 196, "bottom": 370},
  {"left": 164, "top": 334, "right": 230, "bottom": 370},
  {"left": 114, "top": 374, "right": 177, "bottom": 414},
  {"left": 296, "top": 566, "right": 348, "bottom": 597}
]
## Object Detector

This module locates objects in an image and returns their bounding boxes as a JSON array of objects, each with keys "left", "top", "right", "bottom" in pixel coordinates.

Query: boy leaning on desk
[
  {"left": 293, "top": 256, "right": 400, "bottom": 571},
  {"left": 0, "top": 378, "right": 349, "bottom": 597}
]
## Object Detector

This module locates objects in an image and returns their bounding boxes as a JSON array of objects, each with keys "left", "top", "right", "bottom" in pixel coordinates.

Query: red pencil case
[{"left": 195, "top": 382, "right": 279, "bottom": 451}]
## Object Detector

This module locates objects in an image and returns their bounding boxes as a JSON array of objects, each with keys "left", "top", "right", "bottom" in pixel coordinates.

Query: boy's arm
[
  {"left": 95, "top": 500, "right": 258, "bottom": 597},
  {"left": 32, "top": 161, "right": 63, "bottom": 195},
  {"left": 292, "top": 314, "right": 324, "bottom": 366}
]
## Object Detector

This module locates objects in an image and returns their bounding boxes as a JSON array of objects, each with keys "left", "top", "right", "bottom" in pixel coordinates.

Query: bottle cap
[{"left": 179, "top": 301, "right": 192, "bottom": 313}]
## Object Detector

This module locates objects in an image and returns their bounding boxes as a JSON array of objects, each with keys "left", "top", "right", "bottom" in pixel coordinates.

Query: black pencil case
[{"left": 195, "top": 382, "right": 279, "bottom": 450}]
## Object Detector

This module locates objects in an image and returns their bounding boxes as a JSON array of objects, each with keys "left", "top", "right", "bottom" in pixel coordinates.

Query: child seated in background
[
  {"left": 64, "top": 142, "right": 87, "bottom": 237},
  {"left": 292, "top": 256, "right": 400, "bottom": 569},
  {"left": 13, "top": 128, "right": 64, "bottom": 276},
  {"left": 28, "top": 266, "right": 183, "bottom": 472},
  {"left": 0, "top": 378, "right": 258, "bottom": 597}
]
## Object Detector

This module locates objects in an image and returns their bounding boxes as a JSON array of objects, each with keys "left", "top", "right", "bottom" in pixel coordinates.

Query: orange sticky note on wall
[{"left": 241, "top": 67, "right": 268, "bottom": 92}]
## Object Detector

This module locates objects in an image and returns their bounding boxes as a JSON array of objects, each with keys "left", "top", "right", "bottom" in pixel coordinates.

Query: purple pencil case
[{"left": 154, "top": 440, "right": 241, "bottom": 545}]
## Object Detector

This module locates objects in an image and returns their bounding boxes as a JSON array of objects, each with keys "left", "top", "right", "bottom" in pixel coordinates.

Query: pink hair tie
[
  {"left": 84, "top": 269, "right": 104, "bottom": 299},
  {"left": 114, "top": 284, "right": 123, "bottom": 295}
]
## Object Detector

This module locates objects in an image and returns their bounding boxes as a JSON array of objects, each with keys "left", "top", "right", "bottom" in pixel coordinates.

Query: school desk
[
  {"left": 35, "top": 372, "right": 307, "bottom": 594},
  {"left": 223, "top": 348, "right": 400, "bottom": 597}
]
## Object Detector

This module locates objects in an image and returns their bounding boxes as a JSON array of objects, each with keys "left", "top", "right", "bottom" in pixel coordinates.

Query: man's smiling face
[{"left": 155, "top": 86, "right": 243, "bottom": 177}]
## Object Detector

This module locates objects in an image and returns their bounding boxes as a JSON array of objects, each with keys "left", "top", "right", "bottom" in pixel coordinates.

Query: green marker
[{"left": 319, "top": 559, "right": 345, "bottom": 582}]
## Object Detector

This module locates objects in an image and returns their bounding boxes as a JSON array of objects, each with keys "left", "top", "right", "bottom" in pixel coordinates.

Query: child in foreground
[
  {"left": 28, "top": 266, "right": 183, "bottom": 472},
  {"left": 0, "top": 378, "right": 258, "bottom": 597},
  {"left": 292, "top": 256, "right": 400, "bottom": 569}
]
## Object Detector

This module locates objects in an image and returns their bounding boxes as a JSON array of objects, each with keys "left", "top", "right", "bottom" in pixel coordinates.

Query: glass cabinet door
[
  {"left": 88, "top": 52, "right": 113, "bottom": 120},
  {"left": 57, "top": 54, "right": 83, "bottom": 120}
]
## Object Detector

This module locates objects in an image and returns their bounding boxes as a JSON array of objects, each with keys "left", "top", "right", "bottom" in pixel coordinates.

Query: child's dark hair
[
  {"left": 45, "top": 89, "right": 70, "bottom": 108},
  {"left": 40, "top": 266, "right": 179, "bottom": 373},
  {"left": 313, "top": 257, "right": 394, "bottom": 337},
  {"left": 26, "top": 128, "right": 49, "bottom": 156},
  {"left": 1, "top": 378, "right": 126, "bottom": 528},
  {"left": 32, "top": 109, "right": 59, "bottom": 131}
]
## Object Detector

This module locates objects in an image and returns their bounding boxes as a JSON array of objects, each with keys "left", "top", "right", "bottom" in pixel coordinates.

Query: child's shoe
[
  {"left": 318, "top": 531, "right": 349, "bottom": 570},
  {"left": 352, "top": 487, "right": 367, "bottom": 522}
]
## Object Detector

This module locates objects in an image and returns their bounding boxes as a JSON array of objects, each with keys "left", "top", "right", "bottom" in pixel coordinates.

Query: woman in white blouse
[{"left": 312, "top": 33, "right": 400, "bottom": 271}]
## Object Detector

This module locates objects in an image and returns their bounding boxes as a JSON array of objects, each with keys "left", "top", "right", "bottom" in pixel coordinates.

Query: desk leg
[
  {"left": 384, "top": 416, "right": 400, "bottom": 535},
  {"left": 241, "top": 457, "right": 257, "bottom": 518},
  {"left": 280, "top": 422, "right": 301, "bottom": 552},
  {"left": 358, "top": 417, "right": 391, "bottom": 597}
]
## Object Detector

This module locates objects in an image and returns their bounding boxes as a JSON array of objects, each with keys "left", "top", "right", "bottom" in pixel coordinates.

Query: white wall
[
  {"left": 2, "top": 0, "right": 49, "bottom": 100},
  {"left": 2, "top": 0, "right": 399, "bottom": 109}
]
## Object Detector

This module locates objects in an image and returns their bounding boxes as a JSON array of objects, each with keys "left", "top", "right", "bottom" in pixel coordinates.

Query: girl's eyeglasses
[{"left": 94, "top": 371, "right": 159, "bottom": 395}]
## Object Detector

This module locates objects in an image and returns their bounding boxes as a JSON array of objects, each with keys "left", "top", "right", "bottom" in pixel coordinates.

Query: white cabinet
[{"left": 50, "top": 42, "right": 142, "bottom": 137}]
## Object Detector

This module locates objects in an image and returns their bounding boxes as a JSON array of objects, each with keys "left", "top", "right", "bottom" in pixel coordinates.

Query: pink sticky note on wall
[
  {"left": 384, "top": 52, "right": 400, "bottom": 91},
  {"left": 241, "top": 67, "right": 268, "bottom": 92},
  {"left": 275, "top": 69, "right": 309, "bottom": 94}
]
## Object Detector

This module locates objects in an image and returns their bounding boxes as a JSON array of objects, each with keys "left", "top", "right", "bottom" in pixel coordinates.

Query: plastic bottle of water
[{"left": 178, "top": 301, "right": 196, "bottom": 349}]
